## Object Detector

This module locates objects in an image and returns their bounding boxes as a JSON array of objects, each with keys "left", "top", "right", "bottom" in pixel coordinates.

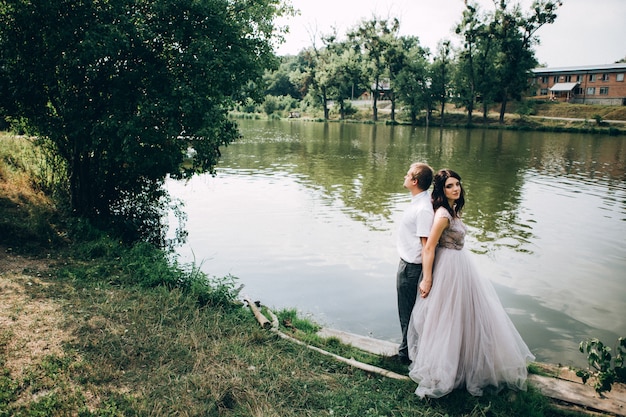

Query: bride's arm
[{"left": 419, "top": 215, "right": 449, "bottom": 298}]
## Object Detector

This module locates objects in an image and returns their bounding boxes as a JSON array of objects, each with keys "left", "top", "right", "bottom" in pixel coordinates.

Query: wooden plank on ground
[
  {"left": 317, "top": 328, "right": 398, "bottom": 356},
  {"left": 529, "top": 374, "right": 625, "bottom": 417}
]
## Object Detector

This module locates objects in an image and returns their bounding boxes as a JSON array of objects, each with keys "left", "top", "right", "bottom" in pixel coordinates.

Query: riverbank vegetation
[
  {"left": 233, "top": 100, "right": 626, "bottom": 136},
  {"left": 1, "top": 132, "right": 596, "bottom": 417}
]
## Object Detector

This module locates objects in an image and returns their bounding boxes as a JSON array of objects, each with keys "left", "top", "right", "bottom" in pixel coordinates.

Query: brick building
[{"left": 530, "top": 63, "right": 626, "bottom": 105}]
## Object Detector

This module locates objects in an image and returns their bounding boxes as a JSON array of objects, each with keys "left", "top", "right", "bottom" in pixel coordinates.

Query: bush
[
  {"left": 516, "top": 100, "right": 536, "bottom": 118},
  {"left": 262, "top": 95, "right": 299, "bottom": 117},
  {"left": 592, "top": 114, "right": 603, "bottom": 125},
  {"left": 239, "top": 97, "right": 259, "bottom": 113},
  {"left": 57, "top": 229, "right": 243, "bottom": 310},
  {"left": 576, "top": 337, "right": 626, "bottom": 395}
]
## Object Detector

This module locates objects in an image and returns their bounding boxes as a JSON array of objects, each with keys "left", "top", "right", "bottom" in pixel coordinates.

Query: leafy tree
[
  {"left": 383, "top": 35, "right": 422, "bottom": 123},
  {"left": 295, "top": 47, "right": 323, "bottom": 116},
  {"left": 263, "top": 56, "right": 303, "bottom": 99},
  {"left": 271, "top": 49, "right": 318, "bottom": 106},
  {"left": 262, "top": 95, "right": 279, "bottom": 117},
  {"left": 475, "top": 20, "right": 499, "bottom": 122},
  {"left": 261, "top": 94, "right": 297, "bottom": 117},
  {"left": 325, "top": 45, "right": 364, "bottom": 120},
  {"left": 454, "top": 2, "right": 499, "bottom": 124},
  {"left": 335, "top": 48, "right": 365, "bottom": 119},
  {"left": 318, "top": 38, "right": 365, "bottom": 120},
  {"left": 454, "top": 2, "right": 483, "bottom": 124},
  {"left": 348, "top": 17, "right": 400, "bottom": 122},
  {"left": 301, "top": 31, "right": 364, "bottom": 121},
  {"left": 453, "top": 0, "right": 559, "bottom": 124},
  {"left": 431, "top": 40, "right": 452, "bottom": 125},
  {"left": 309, "top": 33, "right": 336, "bottom": 120},
  {"left": 0, "top": 0, "right": 287, "bottom": 245},
  {"left": 490, "top": 0, "right": 561, "bottom": 123},
  {"left": 394, "top": 39, "right": 430, "bottom": 125}
]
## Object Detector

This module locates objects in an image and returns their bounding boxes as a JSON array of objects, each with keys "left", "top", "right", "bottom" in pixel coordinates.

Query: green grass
[
  {"left": 2, "top": 258, "right": 588, "bottom": 417},
  {"left": 0, "top": 133, "right": 595, "bottom": 416}
]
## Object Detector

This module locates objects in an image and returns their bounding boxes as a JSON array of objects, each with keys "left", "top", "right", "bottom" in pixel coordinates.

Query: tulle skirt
[{"left": 407, "top": 247, "right": 535, "bottom": 398}]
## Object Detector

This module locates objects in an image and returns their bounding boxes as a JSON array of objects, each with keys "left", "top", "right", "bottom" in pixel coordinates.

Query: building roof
[
  {"left": 532, "top": 63, "right": 626, "bottom": 74},
  {"left": 550, "top": 82, "right": 579, "bottom": 92}
]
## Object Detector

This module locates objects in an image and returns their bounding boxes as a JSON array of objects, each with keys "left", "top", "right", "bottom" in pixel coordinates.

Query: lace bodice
[{"left": 436, "top": 207, "right": 466, "bottom": 250}]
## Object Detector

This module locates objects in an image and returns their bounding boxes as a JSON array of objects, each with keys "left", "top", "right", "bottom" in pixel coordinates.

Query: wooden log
[
  {"left": 243, "top": 296, "right": 271, "bottom": 329},
  {"left": 264, "top": 307, "right": 410, "bottom": 381},
  {"left": 529, "top": 374, "right": 626, "bottom": 417}
]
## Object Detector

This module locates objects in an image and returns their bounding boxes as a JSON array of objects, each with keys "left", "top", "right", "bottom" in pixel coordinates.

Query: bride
[{"left": 407, "top": 169, "right": 535, "bottom": 398}]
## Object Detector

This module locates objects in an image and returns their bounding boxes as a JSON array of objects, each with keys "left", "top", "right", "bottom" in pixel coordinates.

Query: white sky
[{"left": 274, "top": 0, "right": 626, "bottom": 68}]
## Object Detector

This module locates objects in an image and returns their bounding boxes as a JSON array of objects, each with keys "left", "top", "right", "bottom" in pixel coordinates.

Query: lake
[{"left": 167, "top": 119, "right": 626, "bottom": 369}]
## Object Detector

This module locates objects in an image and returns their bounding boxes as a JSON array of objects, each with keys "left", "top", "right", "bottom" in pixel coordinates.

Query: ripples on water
[{"left": 169, "top": 121, "right": 626, "bottom": 368}]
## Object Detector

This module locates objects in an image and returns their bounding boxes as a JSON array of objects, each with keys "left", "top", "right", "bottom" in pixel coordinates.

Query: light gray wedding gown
[{"left": 407, "top": 207, "right": 535, "bottom": 398}]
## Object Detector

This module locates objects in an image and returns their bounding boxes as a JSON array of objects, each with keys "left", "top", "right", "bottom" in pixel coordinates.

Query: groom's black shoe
[{"left": 391, "top": 354, "right": 411, "bottom": 365}]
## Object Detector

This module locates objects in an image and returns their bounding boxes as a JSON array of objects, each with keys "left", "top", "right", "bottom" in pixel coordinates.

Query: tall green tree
[
  {"left": 0, "top": 0, "right": 287, "bottom": 244},
  {"left": 431, "top": 40, "right": 452, "bottom": 126},
  {"left": 293, "top": 43, "right": 330, "bottom": 118},
  {"left": 454, "top": 2, "right": 499, "bottom": 124},
  {"left": 454, "top": 2, "right": 484, "bottom": 124},
  {"left": 348, "top": 17, "right": 400, "bottom": 122},
  {"left": 290, "top": 48, "right": 318, "bottom": 108},
  {"left": 323, "top": 42, "right": 364, "bottom": 120},
  {"left": 308, "top": 32, "right": 342, "bottom": 120},
  {"left": 384, "top": 35, "right": 422, "bottom": 123},
  {"left": 491, "top": 0, "right": 561, "bottom": 123},
  {"left": 263, "top": 56, "right": 303, "bottom": 99},
  {"left": 475, "top": 19, "right": 499, "bottom": 122},
  {"left": 394, "top": 39, "right": 430, "bottom": 125}
]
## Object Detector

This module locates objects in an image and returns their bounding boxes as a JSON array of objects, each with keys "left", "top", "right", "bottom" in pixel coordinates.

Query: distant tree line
[{"left": 257, "top": 0, "right": 561, "bottom": 125}]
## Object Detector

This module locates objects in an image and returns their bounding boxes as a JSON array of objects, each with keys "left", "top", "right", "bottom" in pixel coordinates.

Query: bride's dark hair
[{"left": 432, "top": 169, "right": 465, "bottom": 218}]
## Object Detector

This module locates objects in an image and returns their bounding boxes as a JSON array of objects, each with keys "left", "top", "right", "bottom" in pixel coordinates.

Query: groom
[{"left": 395, "top": 162, "right": 434, "bottom": 365}]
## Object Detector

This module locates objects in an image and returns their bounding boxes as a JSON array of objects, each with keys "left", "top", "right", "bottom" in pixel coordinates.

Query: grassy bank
[
  {"left": 2, "top": 253, "right": 582, "bottom": 417},
  {"left": 238, "top": 100, "right": 626, "bottom": 136},
  {"left": 0, "top": 132, "right": 595, "bottom": 416}
]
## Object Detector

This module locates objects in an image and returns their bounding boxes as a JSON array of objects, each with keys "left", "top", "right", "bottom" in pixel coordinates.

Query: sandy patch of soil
[{"left": 0, "top": 247, "right": 72, "bottom": 378}]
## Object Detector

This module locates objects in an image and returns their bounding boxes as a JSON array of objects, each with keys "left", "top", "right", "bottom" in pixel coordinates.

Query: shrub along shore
[{"left": 0, "top": 128, "right": 611, "bottom": 416}]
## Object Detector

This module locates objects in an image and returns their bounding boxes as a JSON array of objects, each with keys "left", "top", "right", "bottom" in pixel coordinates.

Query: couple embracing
[{"left": 395, "top": 162, "right": 534, "bottom": 399}]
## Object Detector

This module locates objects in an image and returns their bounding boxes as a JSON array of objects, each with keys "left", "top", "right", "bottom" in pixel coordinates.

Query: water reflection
[{"left": 168, "top": 119, "right": 626, "bottom": 368}]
